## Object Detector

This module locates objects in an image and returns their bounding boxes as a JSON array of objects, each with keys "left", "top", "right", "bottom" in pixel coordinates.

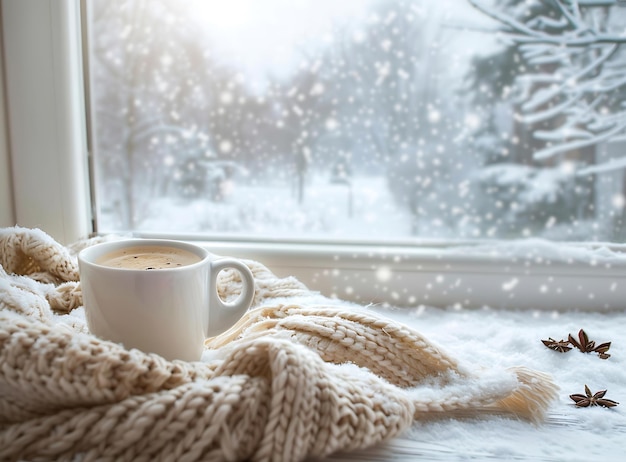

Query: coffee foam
[{"left": 97, "top": 245, "right": 202, "bottom": 270}]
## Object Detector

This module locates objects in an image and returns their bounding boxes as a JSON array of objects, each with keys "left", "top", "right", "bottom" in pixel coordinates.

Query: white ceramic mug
[{"left": 78, "top": 239, "right": 255, "bottom": 361}]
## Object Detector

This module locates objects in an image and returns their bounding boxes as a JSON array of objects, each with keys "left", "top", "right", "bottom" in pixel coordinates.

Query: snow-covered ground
[
  {"left": 103, "top": 172, "right": 606, "bottom": 242},
  {"left": 108, "top": 175, "right": 415, "bottom": 240}
]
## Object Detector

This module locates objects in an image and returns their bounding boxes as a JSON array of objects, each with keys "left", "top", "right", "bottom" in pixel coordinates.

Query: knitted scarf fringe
[{"left": 0, "top": 226, "right": 558, "bottom": 462}]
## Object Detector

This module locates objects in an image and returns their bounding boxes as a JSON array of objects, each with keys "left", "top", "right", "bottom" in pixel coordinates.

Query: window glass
[{"left": 85, "top": 0, "right": 626, "bottom": 242}]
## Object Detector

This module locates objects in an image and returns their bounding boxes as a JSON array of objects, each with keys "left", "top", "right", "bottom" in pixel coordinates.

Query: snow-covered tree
[
  {"left": 469, "top": 0, "right": 626, "bottom": 171},
  {"left": 90, "top": 0, "right": 222, "bottom": 226},
  {"left": 309, "top": 0, "right": 473, "bottom": 235}
]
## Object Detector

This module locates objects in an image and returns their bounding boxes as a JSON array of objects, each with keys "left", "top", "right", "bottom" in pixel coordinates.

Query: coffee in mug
[
  {"left": 78, "top": 239, "right": 255, "bottom": 361},
  {"left": 97, "top": 245, "right": 201, "bottom": 270}
]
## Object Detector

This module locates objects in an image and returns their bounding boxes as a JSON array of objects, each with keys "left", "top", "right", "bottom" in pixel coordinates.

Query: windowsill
[{"left": 128, "top": 232, "right": 626, "bottom": 311}]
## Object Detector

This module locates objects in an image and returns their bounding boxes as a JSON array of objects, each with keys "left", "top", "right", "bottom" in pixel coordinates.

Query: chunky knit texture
[{"left": 0, "top": 226, "right": 558, "bottom": 462}]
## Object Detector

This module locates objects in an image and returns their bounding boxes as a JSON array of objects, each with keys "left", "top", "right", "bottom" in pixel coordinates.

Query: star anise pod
[
  {"left": 568, "top": 329, "right": 611, "bottom": 359},
  {"left": 593, "top": 341, "right": 612, "bottom": 360},
  {"left": 569, "top": 329, "right": 595, "bottom": 352},
  {"left": 570, "top": 385, "right": 619, "bottom": 408},
  {"left": 541, "top": 337, "right": 572, "bottom": 353}
]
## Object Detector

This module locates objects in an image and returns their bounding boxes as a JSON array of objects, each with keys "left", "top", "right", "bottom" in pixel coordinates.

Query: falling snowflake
[
  {"left": 220, "top": 92, "right": 234, "bottom": 105},
  {"left": 325, "top": 118, "right": 339, "bottom": 131},
  {"left": 611, "top": 194, "right": 625, "bottom": 209},
  {"left": 219, "top": 140, "right": 233, "bottom": 153},
  {"left": 376, "top": 266, "right": 392, "bottom": 283}
]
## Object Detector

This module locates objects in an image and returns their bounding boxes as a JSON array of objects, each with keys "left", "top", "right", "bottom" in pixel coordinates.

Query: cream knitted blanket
[{"left": 0, "top": 227, "right": 558, "bottom": 462}]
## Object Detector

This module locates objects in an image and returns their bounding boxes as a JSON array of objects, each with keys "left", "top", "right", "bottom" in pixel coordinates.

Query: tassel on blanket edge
[
  {"left": 494, "top": 366, "right": 559, "bottom": 424},
  {"left": 408, "top": 366, "right": 558, "bottom": 424}
]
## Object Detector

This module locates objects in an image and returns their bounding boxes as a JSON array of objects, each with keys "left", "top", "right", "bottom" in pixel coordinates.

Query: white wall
[{"left": 0, "top": 2, "right": 16, "bottom": 227}]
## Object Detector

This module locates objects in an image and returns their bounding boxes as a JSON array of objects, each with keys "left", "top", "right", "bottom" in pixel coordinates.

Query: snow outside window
[
  {"left": 82, "top": 0, "right": 626, "bottom": 310},
  {"left": 85, "top": 0, "right": 626, "bottom": 243}
]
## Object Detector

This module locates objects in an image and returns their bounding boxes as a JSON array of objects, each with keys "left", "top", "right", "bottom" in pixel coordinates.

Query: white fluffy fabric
[{"left": 321, "top": 306, "right": 626, "bottom": 461}]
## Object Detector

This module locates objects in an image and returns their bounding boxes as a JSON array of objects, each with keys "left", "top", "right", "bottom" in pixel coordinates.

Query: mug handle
[{"left": 206, "top": 258, "right": 255, "bottom": 338}]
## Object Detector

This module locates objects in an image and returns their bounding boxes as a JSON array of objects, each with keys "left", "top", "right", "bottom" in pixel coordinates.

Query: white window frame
[
  {"left": 1, "top": 0, "right": 91, "bottom": 244},
  {"left": 0, "top": 5, "right": 13, "bottom": 227},
  {"left": 3, "top": 0, "right": 626, "bottom": 311}
]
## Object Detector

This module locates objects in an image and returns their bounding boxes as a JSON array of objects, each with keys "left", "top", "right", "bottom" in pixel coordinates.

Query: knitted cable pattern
[{"left": 0, "top": 226, "right": 558, "bottom": 462}]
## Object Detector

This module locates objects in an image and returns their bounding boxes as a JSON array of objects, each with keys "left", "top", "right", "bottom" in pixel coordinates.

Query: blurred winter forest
[{"left": 87, "top": 0, "right": 626, "bottom": 242}]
